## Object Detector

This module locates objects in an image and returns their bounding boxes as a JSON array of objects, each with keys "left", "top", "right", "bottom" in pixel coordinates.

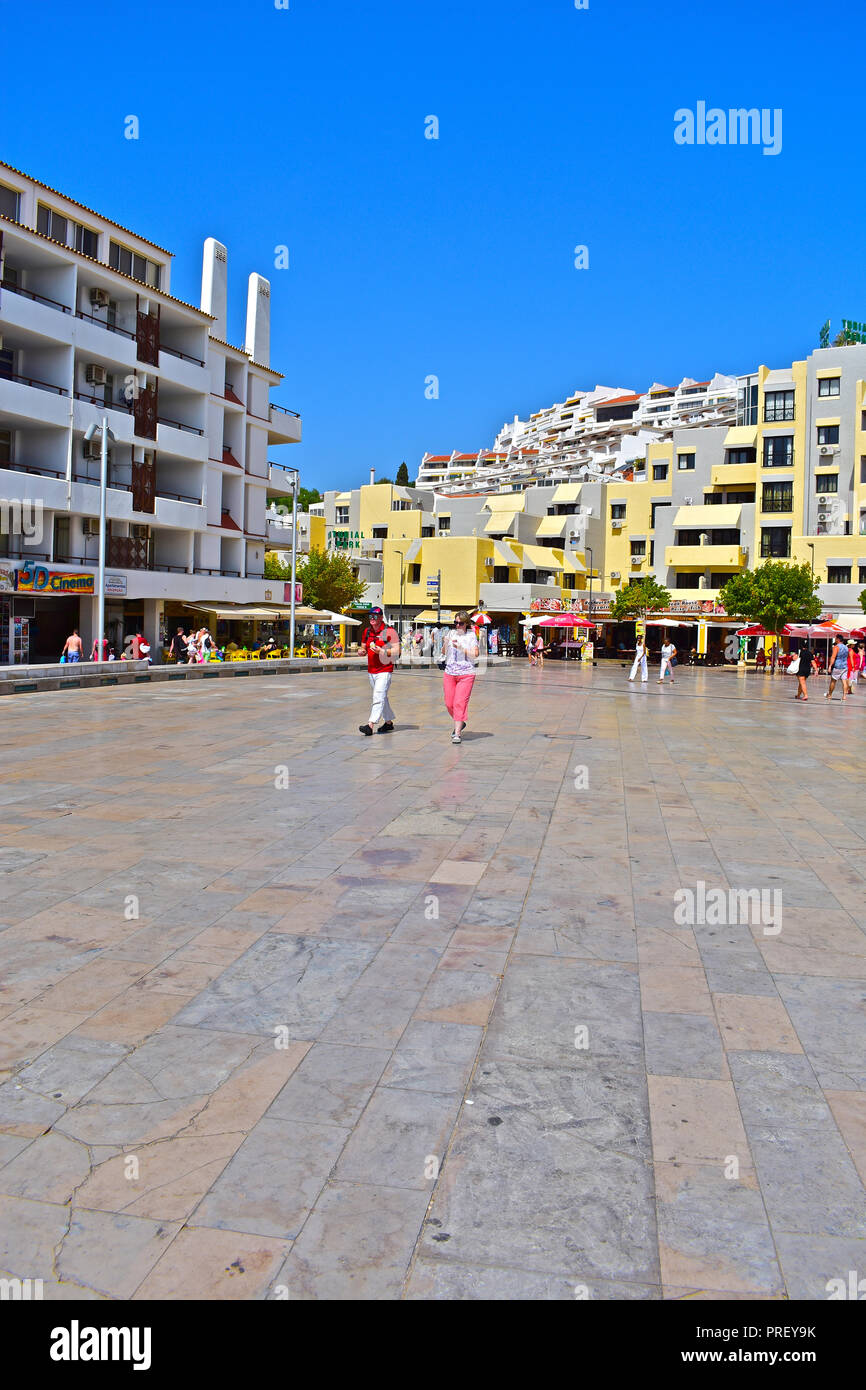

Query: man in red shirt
[{"left": 359, "top": 607, "right": 399, "bottom": 735}]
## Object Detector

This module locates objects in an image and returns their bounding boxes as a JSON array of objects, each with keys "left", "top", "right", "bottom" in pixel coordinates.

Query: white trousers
[
  {"left": 369, "top": 671, "right": 394, "bottom": 724},
  {"left": 629, "top": 653, "right": 647, "bottom": 681},
  {"left": 659, "top": 657, "right": 674, "bottom": 681}
]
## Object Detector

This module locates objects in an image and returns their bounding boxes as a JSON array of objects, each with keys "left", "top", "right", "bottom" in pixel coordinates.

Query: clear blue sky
[{"left": 1, "top": 0, "right": 862, "bottom": 492}]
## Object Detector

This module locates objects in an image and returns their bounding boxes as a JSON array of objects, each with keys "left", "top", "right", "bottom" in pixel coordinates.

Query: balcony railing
[
  {"left": 160, "top": 343, "right": 206, "bottom": 367},
  {"left": 4, "top": 372, "right": 69, "bottom": 396},
  {"left": 269, "top": 402, "right": 301, "bottom": 419},
  {"left": 74, "top": 390, "right": 132, "bottom": 413},
  {"left": 0, "top": 460, "right": 65, "bottom": 479},
  {"left": 0, "top": 278, "right": 72, "bottom": 314},
  {"left": 155, "top": 487, "right": 202, "bottom": 505},
  {"left": 157, "top": 416, "right": 204, "bottom": 436},
  {"left": 75, "top": 307, "right": 136, "bottom": 340}
]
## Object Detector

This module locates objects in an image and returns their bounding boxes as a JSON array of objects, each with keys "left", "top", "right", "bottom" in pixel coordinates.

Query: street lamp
[
  {"left": 586, "top": 546, "right": 594, "bottom": 620},
  {"left": 274, "top": 464, "right": 300, "bottom": 655},
  {"left": 84, "top": 418, "right": 115, "bottom": 662}
]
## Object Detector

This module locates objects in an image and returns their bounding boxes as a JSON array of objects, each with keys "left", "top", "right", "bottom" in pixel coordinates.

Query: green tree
[
  {"left": 375, "top": 476, "right": 393, "bottom": 485},
  {"left": 859, "top": 587, "right": 866, "bottom": 616},
  {"left": 719, "top": 561, "right": 821, "bottom": 633},
  {"left": 298, "top": 550, "right": 367, "bottom": 611},
  {"left": 609, "top": 575, "right": 671, "bottom": 622},
  {"left": 396, "top": 461, "right": 411, "bottom": 486},
  {"left": 271, "top": 486, "right": 321, "bottom": 514}
]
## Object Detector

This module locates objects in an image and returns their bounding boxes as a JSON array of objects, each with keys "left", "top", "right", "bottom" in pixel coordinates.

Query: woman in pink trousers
[{"left": 442, "top": 611, "right": 478, "bottom": 744}]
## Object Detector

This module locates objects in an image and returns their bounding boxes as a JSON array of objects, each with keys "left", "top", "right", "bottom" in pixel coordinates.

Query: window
[
  {"left": 763, "top": 435, "right": 793, "bottom": 469},
  {"left": 710, "top": 573, "right": 733, "bottom": 588},
  {"left": 335, "top": 507, "right": 349, "bottom": 525},
  {"left": 677, "top": 530, "right": 701, "bottom": 545},
  {"left": 725, "top": 489, "right": 756, "bottom": 503},
  {"left": 677, "top": 452, "right": 696, "bottom": 470},
  {"left": 738, "top": 382, "right": 758, "bottom": 426},
  {"left": 37, "top": 203, "right": 68, "bottom": 244},
  {"left": 764, "top": 390, "right": 795, "bottom": 422},
  {"left": 760, "top": 526, "right": 791, "bottom": 558},
  {"left": 0, "top": 184, "right": 20, "bottom": 220},
  {"left": 818, "top": 377, "right": 840, "bottom": 397},
  {"left": 859, "top": 565, "right": 866, "bottom": 584},
  {"left": 762, "top": 481, "right": 793, "bottom": 513},
  {"left": 493, "top": 565, "right": 510, "bottom": 583},
  {"left": 675, "top": 573, "right": 699, "bottom": 589},
  {"left": 0, "top": 348, "right": 13, "bottom": 380},
  {"left": 409, "top": 564, "right": 421, "bottom": 584},
  {"left": 391, "top": 499, "right": 411, "bottom": 511},
  {"left": 73, "top": 223, "right": 99, "bottom": 259},
  {"left": 817, "top": 425, "right": 839, "bottom": 445},
  {"left": 109, "top": 241, "right": 161, "bottom": 288},
  {"left": 652, "top": 464, "right": 668, "bottom": 480},
  {"left": 649, "top": 540, "right": 655, "bottom": 565},
  {"left": 861, "top": 457, "right": 866, "bottom": 484},
  {"left": 651, "top": 502, "right": 671, "bottom": 528},
  {"left": 725, "top": 448, "right": 756, "bottom": 465},
  {"left": 815, "top": 473, "right": 838, "bottom": 494},
  {"left": 421, "top": 525, "right": 434, "bottom": 538},
  {"left": 371, "top": 526, "right": 388, "bottom": 539},
  {"left": 611, "top": 504, "right": 626, "bottom": 520},
  {"left": 826, "top": 566, "right": 851, "bottom": 584},
  {"left": 630, "top": 540, "right": 646, "bottom": 557},
  {"left": 0, "top": 429, "right": 12, "bottom": 464},
  {"left": 522, "top": 569, "right": 538, "bottom": 583}
]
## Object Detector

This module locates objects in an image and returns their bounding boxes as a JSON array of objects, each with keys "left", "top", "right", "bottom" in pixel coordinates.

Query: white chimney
[
  {"left": 369, "top": 468, "right": 375, "bottom": 485},
  {"left": 245, "top": 273, "right": 271, "bottom": 366},
  {"left": 201, "top": 238, "right": 228, "bottom": 342}
]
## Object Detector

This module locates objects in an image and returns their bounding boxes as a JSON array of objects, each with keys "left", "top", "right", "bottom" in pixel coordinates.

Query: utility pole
[
  {"left": 289, "top": 467, "right": 299, "bottom": 657},
  {"left": 436, "top": 568, "right": 441, "bottom": 625},
  {"left": 84, "top": 418, "right": 114, "bottom": 662}
]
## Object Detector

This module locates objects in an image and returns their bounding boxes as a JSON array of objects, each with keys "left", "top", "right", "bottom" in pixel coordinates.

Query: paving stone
[
  {"left": 643, "top": 1012, "right": 727, "bottom": 1079},
  {"left": 266, "top": 1042, "right": 390, "bottom": 1128},
  {"left": 335, "top": 1087, "right": 460, "bottom": 1191}
]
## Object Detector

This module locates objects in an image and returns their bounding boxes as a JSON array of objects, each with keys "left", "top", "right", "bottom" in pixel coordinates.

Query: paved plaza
[{"left": 0, "top": 662, "right": 864, "bottom": 1301}]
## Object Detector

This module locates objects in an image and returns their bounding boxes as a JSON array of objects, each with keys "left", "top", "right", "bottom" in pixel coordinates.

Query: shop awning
[
  {"left": 485, "top": 493, "right": 526, "bottom": 512},
  {"left": 414, "top": 609, "right": 454, "bottom": 623},
  {"left": 552, "top": 483, "right": 582, "bottom": 503},
  {"left": 520, "top": 545, "right": 563, "bottom": 570},
  {"left": 673, "top": 503, "right": 742, "bottom": 527},
  {"left": 723, "top": 426, "right": 758, "bottom": 448},
  {"left": 492, "top": 540, "right": 521, "bottom": 565},
  {"left": 536, "top": 516, "right": 568, "bottom": 537}
]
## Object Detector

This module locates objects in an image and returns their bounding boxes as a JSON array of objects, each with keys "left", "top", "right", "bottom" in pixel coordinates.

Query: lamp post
[
  {"left": 289, "top": 468, "right": 298, "bottom": 657},
  {"left": 586, "top": 546, "right": 593, "bottom": 620},
  {"left": 84, "top": 419, "right": 115, "bottom": 662}
]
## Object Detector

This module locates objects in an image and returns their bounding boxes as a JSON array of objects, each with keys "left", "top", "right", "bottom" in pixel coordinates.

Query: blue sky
[{"left": 1, "top": 0, "right": 862, "bottom": 491}]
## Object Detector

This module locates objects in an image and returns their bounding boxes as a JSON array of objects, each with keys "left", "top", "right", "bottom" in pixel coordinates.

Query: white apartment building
[
  {"left": 415, "top": 373, "right": 738, "bottom": 494},
  {"left": 0, "top": 162, "right": 300, "bottom": 662}
]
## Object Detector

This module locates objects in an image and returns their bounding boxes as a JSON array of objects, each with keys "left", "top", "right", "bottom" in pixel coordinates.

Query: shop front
[{"left": 0, "top": 561, "right": 93, "bottom": 664}]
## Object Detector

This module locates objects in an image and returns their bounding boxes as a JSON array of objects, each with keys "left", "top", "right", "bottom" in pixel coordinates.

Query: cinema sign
[{"left": 14, "top": 561, "right": 95, "bottom": 595}]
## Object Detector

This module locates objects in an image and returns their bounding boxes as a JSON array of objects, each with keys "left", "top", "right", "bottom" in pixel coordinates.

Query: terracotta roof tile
[{"left": 0, "top": 160, "right": 172, "bottom": 254}]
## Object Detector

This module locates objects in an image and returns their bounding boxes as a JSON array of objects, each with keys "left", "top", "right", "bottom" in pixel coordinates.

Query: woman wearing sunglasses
[{"left": 442, "top": 611, "right": 479, "bottom": 744}]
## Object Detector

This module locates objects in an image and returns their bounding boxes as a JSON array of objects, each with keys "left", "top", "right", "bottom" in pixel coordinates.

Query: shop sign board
[{"left": 15, "top": 562, "right": 95, "bottom": 595}]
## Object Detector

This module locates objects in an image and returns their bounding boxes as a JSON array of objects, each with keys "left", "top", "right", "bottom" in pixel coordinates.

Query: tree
[
  {"left": 719, "top": 561, "right": 821, "bottom": 633},
  {"left": 375, "top": 476, "right": 393, "bottom": 485},
  {"left": 609, "top": 575, "right": 671, "bottom": 622},
  {"left": 833, "top": 328, "right": 860, "bottom": 347},
  {"left": 396, "top": 461, "right": 411, "bottom": 487},
  {"left": 859, "top": 587, "right": 866, "bottom": 616},
  {"left": 280, "top": 549, "right": 367, "bottom": 611},
  {"left": 271, "top": 487, "right": 321, "bottom": 514}
]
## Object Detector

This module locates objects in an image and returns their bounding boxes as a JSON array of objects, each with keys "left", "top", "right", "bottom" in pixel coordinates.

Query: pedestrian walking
[
  {"left": 658, "top": 638, "right": 677, "bottom": 683},
  {"left": 62, "top": 629, "right": 83, "bottom": 663},
  {"left": 169, "top": 627, "right": 187, "bottom": 663},
  {"left": 533, "top": 633, "right": 545, "bottom": 668},
  {"left": 441, "top": 611, "right": 478, "bottom": 744},
  {"left": 825, "top": 636, "right": 850, "bottom": 701},
  {"left": 794, "top": 644, "right": 813, "bottom": 700},
  {"left": 844, "top": 641, "right": 862, "bottom": 697},
  {"left": 628, "top": 635, "right": 648, "bottom": 683},
  {"left": 91, "top": 635, "right": 109, "bottom": 662},
  {"left": 359, "top": 606, "right": 399, "bottom": 735},
  {"left": 526, "top": 629, "right": 536, "bottom": 665}
]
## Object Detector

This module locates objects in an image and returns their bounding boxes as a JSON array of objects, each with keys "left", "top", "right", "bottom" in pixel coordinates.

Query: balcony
[
  {"left": 267, "top": 402, "right": 302, "bottom": 444},
  {"left": 1, "top": 277, "right": 72, "bottom": 316},
  {"left": 711, "top": 462, "right": 756, "bottom": 487},
  {"left": 665, "top": 544, "right": 748, "bottom": 568}
]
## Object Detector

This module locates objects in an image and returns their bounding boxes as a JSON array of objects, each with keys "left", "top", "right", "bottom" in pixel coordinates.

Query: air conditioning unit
[
  {"left": 82, "top": 518, "right": 100, "bottom": 536},
  {"left": 85, "top": 363, "right": 107, "bottom": 386},
  {"left": 610, "top": 570, "right": 621, "bottom": 579},
  {"left": 484, "top": 557, "right": 495, "bottom": 567},
  {"left": 818, "top": 495, "right": 828, "bottom": 503},
  {"left": 131, "top": 524, "right": 150, "bottom": 539},
  {"left": 89, "top": 288, "right": 110, "bottom": 308},
  {"left": 83, "top": 437, "right": 102, "bottom": 461},
  {"left": 817, "top": 510, "right": 829, "bottom": 522},
  {"left": 819, "top": 445, "right": 834, "bottom": 455}
]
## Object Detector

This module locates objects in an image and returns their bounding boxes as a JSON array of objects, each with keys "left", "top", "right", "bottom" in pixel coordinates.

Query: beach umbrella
[
  {"left": 471, "top": 609, "right": 492, "bottom": 626},
  {"left": 534, "top": 613, "right": 595, "bottom": 628}
]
